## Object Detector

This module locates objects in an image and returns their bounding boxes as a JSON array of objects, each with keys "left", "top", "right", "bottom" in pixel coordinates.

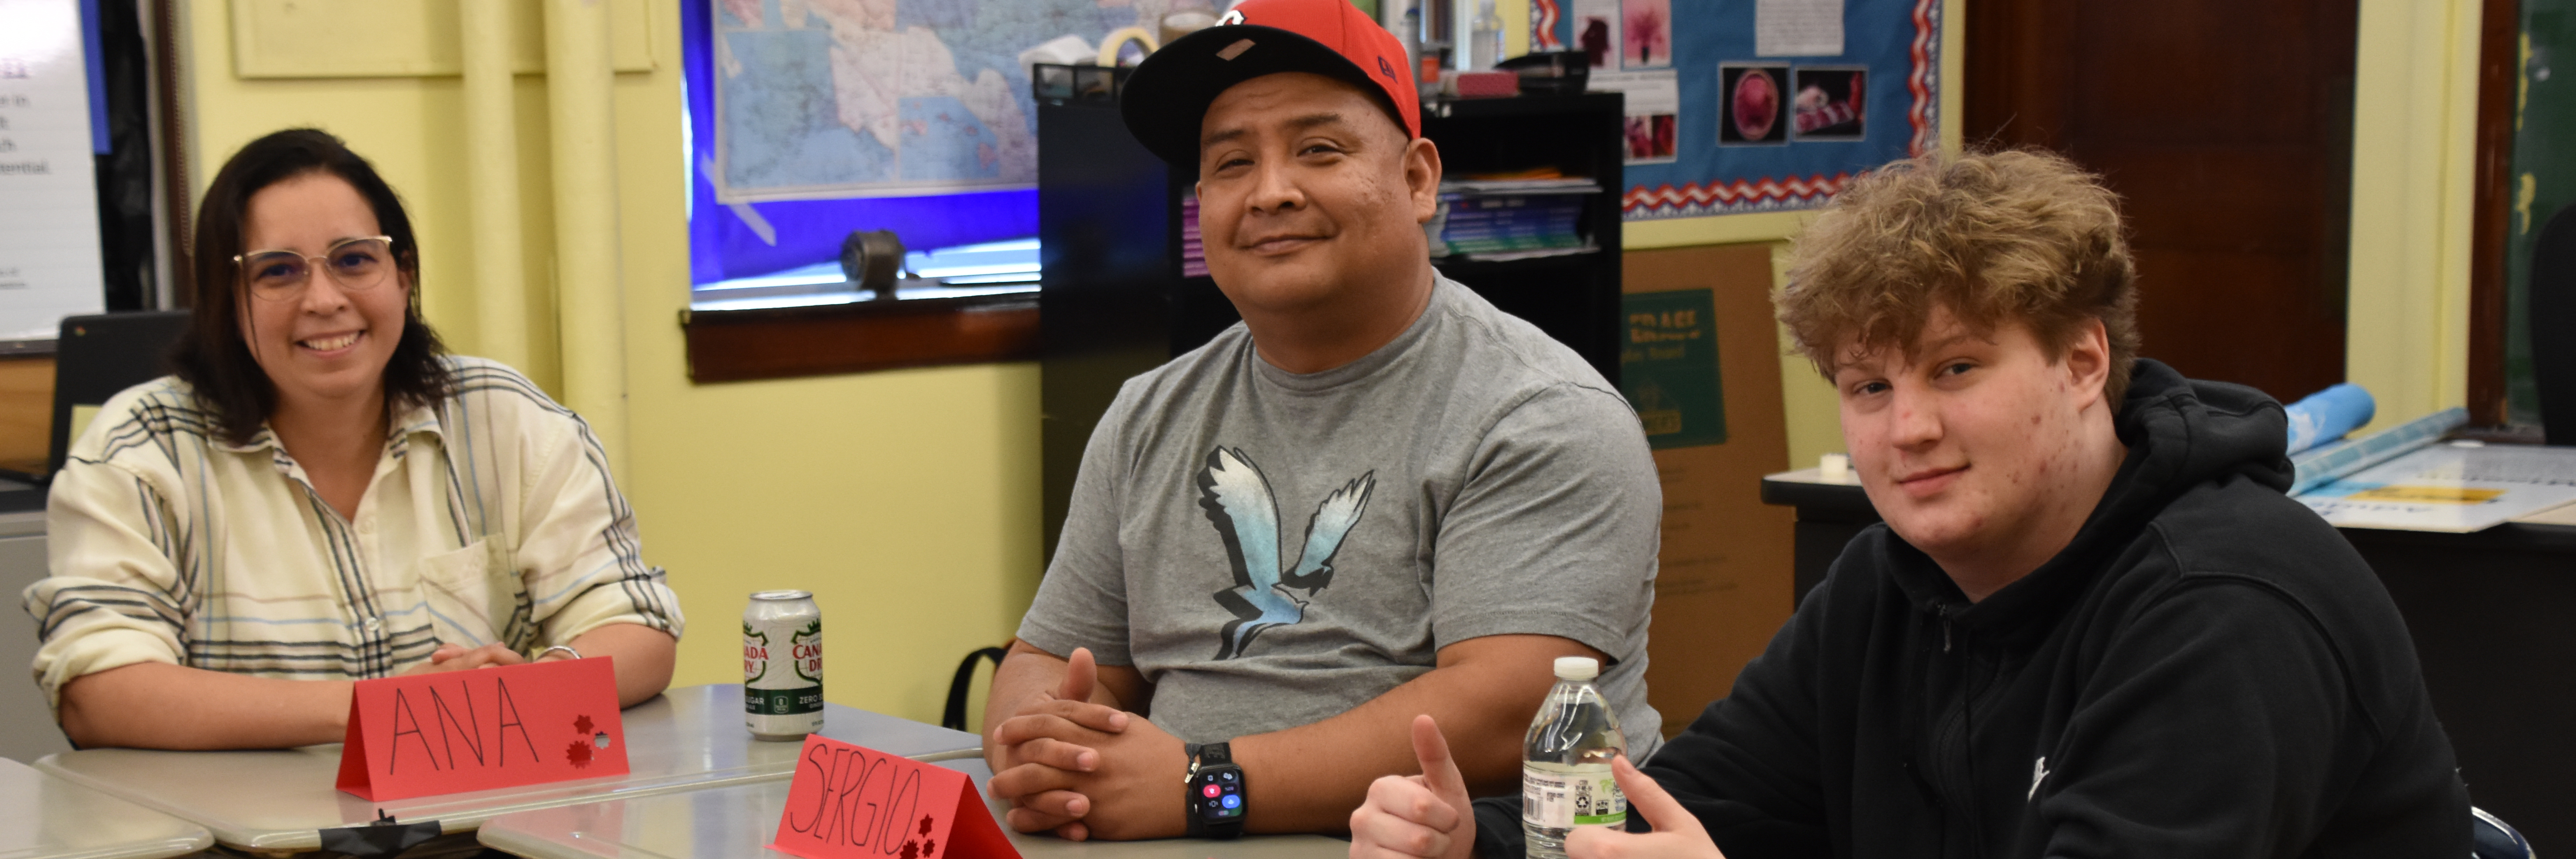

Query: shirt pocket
[{"left": 416, "top": 538, "right": 523, "bottom": 648}]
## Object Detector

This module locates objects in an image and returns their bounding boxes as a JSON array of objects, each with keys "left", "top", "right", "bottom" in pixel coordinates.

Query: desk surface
[
  {"left": 0, "top": 508, "right": 46, "bottom": 539},
  {"left": 1762, "top": 466, "right": 1858, "bottom": 487},
  {"left": 0, "top": 757, "right": 209, "bottom": 859},
  {"left": 33, "top": 684, "right": 980, "bottom": 853},
  {"left": 1759, "top": 467, "right": 2576, "bottom": 529},
  {"left": 478, "top": 759, "right": 1351, "bottom": 859}
]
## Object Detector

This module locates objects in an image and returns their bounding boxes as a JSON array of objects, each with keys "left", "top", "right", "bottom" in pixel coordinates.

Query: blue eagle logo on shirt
[{"left": 1195, "top": 447, "right": 1375, "bottom": 660}]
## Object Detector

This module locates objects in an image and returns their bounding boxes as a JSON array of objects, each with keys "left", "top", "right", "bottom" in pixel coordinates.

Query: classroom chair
[
  {"left": 943, "top": 645, "right": 1009, "bottom": 732},
  {"left": 2528, "top": 203, "right": 2576, "bottom": 445},
  {"left": 47, "top": 310, "right": 190, "bottom": 480},
  {"left": 2473, "top": 806, "right": 2534, "bottom": 859}
]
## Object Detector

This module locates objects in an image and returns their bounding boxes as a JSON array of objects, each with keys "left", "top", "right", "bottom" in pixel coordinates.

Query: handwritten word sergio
[{"left": 786, "top": 743, "right": 934, "bottom": 856}]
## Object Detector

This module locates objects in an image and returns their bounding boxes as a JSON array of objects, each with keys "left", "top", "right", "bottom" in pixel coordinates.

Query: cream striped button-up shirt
[{"left": 24, "top": 356, "right": 684, "bottom": 706}]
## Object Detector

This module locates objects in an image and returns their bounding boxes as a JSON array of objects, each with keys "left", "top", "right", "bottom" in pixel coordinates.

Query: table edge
[
  {"left": 0, "top": 834, "right": 213, "bottom": 859},
  {"left": 38, "top": 744, "right": 983, "bottom": 851}
]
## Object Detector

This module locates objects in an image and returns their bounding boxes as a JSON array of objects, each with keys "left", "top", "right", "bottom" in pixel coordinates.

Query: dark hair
[{"left": 171, "top": 128, "right": 452, "bottom": 443}]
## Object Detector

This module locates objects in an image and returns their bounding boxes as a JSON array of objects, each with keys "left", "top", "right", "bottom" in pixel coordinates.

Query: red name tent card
[
  {"left": 336, "top": 657, "right": 629, "bottom": 801},
  {"left": 771, "top": 735, "right": 1020, "bottom": 859}
]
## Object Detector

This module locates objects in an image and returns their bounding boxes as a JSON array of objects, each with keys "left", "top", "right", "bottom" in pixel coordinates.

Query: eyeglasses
[{"left": 233, "top": 236, "right": 397, "bottom": 301}]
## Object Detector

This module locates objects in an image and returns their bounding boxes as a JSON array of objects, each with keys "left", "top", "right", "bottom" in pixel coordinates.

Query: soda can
[{"left": 743, "top": 590, "right": 824, "bottom": 741}]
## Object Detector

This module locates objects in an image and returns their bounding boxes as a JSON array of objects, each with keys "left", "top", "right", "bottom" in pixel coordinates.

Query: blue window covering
[
  {"left": 80, "top": 0, "right": 110, "bottom": 154},
  {"left": 681, "top": 0, "right": 1038, "bottom": 285}
]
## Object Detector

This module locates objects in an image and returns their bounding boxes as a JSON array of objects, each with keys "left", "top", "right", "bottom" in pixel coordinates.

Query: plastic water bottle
[
  {"left": 1522, "top": 657, "right": 1627, "bottom": 859},
  {"left": 1468, "top": 0, "right": 1505, "bottom": 70},
  {"left": 1392, "top": 0, "right": 1421, "bottom": 80}
]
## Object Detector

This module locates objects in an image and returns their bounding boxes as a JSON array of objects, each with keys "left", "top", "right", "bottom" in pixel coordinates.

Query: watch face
[{"left": 1194, "top": 767, "right": 1244, "bottom": 821}]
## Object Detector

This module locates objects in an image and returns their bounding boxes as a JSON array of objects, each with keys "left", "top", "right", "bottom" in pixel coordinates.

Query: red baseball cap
[{"left": 1119, "top": 0, "right": 1422, "bottom": 166}]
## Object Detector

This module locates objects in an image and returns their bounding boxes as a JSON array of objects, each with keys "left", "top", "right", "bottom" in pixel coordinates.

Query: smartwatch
[{"left": 1183, "top": 741, "right": 1246, "bottom": 839}]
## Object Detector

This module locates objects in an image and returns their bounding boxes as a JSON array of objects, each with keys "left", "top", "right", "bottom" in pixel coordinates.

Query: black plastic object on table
[
  {"left": 839, "top": 230, "right": 907, "bottom": 301},
  {"left": 1495, "top": 50, "right": 1590, "bottom": 96}
]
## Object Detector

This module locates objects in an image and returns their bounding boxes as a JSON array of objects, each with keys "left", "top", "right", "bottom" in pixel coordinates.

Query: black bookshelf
[
  {"left": 1418, "top": 93, "right": 1626, "bottom": 384},
  {"left": 1037, "top": 91, "right": 1627, "bottom": 558}
]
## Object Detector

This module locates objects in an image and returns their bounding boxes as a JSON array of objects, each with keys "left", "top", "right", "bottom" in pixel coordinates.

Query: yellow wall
[
  {"left": 2346, "top": 0, "right": 2485, "bottom": 433},
  {"left": 1620, "top": 0, "right": 1970, "bottom": 471},
  {"left": 168, "top": 0, "right": 2480, "bottom": 728},
  {"left": 178, "top": 0, "right": 1040, "bottom": 727},
  {"left": 183, "top": 9, "right": 569, "bottom": 392},
  {"left": 169, "top": 0, "right": 1961, "bottom": 726}
]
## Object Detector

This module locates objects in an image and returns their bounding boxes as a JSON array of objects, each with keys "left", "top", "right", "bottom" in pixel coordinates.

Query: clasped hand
[
  {"left": 396, "top": 641, "right": 583, "bottom": 675},
  {"left": 1349, "top": 715, "right": 1727, "bottom": 859},
  {"left": 987, "top": 647, "right": 1186, "bottom": 841},
  {"left": 399, "top": 642, "right": 527, "bottom": 674}
]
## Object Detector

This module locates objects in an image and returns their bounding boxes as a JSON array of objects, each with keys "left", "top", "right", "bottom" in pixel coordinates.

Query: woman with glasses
[{"left": 25, "top": 128, "right": 684, "bottom": 749}]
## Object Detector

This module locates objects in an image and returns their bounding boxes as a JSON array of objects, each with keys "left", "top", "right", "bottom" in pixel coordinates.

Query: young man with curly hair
[{"left": 1350, "top": 150, "right": 2472, "bottom": 858}]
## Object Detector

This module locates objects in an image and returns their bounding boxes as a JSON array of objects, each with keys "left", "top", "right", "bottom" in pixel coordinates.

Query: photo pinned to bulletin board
[
  {"left": 1546, "top": 0, "right": 1943, "bottom": 220},
  {"left": 1613, "top": 72, "right": 1680, "bottom": 164},
  {"left": 1717, "top": 64, "right": 1790, "bottom": 146},
  {"left": 1790, "top": 66, "right": 1867, "bottom": 140}
]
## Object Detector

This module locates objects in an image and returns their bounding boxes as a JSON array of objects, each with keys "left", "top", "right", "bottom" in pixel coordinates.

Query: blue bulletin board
[{"left": 1532, "top": 0, "right": 1943, "bottom": 220}]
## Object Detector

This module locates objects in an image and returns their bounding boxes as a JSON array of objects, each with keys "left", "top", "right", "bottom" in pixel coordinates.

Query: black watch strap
[{"left": 1184, "top": 741, "right": 1244, "bottom": 839}]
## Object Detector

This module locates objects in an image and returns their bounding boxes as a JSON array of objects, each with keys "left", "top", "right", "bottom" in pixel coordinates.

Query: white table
[
  {"left": 478, "top": 758, "right": 1352, "bottom": 859},
  {"left": 0, "top": 757, "right": 209, "bottom": 859},
  {"left": 0, "top": 508, "right": 68, "bottom": 764},
  {"left": 33, "top": 684, "right": 980, "bottom": 853}
]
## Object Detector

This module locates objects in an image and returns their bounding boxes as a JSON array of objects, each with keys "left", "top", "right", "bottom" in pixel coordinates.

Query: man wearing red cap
[{"left": 979, "top": 0, "right": 1665, "bottom": 842}]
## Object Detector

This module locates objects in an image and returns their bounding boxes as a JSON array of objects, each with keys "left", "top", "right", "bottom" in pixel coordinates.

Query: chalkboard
[{"left": 2505, "top": 0, "right": 2576, "bottom": 425}]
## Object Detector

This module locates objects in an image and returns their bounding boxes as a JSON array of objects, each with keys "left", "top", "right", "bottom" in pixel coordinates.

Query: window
[{"left": 679, "top": 1, "right": 1046, "bottom": 380}]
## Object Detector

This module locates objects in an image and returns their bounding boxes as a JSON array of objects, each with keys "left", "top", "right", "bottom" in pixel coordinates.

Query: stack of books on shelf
[
  {"left": 1426, "top": 176, "right": 1599, "bottom": 259},
  {"left": 1182, "top": 194, "right": 1209, "bottom": 277}
]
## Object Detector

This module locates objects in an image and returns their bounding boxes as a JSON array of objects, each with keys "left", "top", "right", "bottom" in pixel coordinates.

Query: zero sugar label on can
[
  {"left": 743, "top": 620, "right": 824, "bottom": 713},
  {"left": 744, "top": 590, "right": 823, "bottom": 738}
]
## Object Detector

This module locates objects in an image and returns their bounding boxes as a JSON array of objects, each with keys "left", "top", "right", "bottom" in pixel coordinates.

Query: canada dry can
[{"left": 743, "top": 590, "right": 824, "bottom": 740}]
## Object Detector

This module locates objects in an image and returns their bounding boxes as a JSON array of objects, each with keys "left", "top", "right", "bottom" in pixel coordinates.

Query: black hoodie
[{"left": 1474, "top": 360, "right": 2470, "bottom": 858}]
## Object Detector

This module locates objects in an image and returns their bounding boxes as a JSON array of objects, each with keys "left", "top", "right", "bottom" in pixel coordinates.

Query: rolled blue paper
[
  {"left": 2284, "top": 383, "right": 2376, "bottom": 455},
  {"left": 2288, "top": 407, "right": 2470, "bottom": 496}
]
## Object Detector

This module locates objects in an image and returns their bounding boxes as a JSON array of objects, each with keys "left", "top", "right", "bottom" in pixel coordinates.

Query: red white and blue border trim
[{"left": 1622, "top": 0, "right": 1941, "bottom": 220}]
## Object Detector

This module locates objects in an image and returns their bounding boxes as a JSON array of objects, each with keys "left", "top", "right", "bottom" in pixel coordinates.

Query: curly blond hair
[{"left": 1777, "top": 149, "right": 2142, "bottom": 404}]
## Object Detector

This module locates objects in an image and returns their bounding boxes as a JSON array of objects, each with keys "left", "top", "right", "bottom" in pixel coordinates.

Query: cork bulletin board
[{"left": 1624, "top": 244, "right": 1797, "bottom": 732}]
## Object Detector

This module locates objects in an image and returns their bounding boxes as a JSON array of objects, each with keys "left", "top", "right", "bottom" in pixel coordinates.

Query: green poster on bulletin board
[{"left": 1620, "top": 289, "right": 1727, "bottom": 449}]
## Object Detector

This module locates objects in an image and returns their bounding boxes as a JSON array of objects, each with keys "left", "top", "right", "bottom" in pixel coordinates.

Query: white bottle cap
[{"left": 1553, "top": 656, "right": 1599, "bottom": 680}]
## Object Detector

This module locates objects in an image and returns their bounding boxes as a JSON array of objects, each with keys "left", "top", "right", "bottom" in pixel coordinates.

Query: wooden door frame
[
  {"left": 150, "top": 0, "right": 193, "bottom": 309},
  {"left": 2470, "top": 0, "right": 2523, "bottom": 426}
]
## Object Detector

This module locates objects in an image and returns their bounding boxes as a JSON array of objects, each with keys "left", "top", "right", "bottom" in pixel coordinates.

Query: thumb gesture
[
  {"left": 1349, "top": 715, "right": 1476, "bottom": 859},
  {"left": 1054, "top": 646, "right": 1099, "bottom": 703},
  {"left": 1411, "top": 714, "right": 1475, "bottom": 832},
  {"left": 1564, "top": 756, "right": 1725, "bottom": 859}
]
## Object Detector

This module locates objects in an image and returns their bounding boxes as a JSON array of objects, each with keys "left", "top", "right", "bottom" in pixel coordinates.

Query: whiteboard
[{"left": 0, "top": 0, "right": 107, "bottom": 341}]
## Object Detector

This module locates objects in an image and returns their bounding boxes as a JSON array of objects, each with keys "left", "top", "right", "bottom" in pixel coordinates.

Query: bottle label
[{"left": 1522, "top": 763, "right": 1625, "bottom": 829}]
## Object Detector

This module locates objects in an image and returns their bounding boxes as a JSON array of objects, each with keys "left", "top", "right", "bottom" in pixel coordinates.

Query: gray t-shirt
[{"left": 1019, "top": 276, "right": 1663, "bottom": 756}]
